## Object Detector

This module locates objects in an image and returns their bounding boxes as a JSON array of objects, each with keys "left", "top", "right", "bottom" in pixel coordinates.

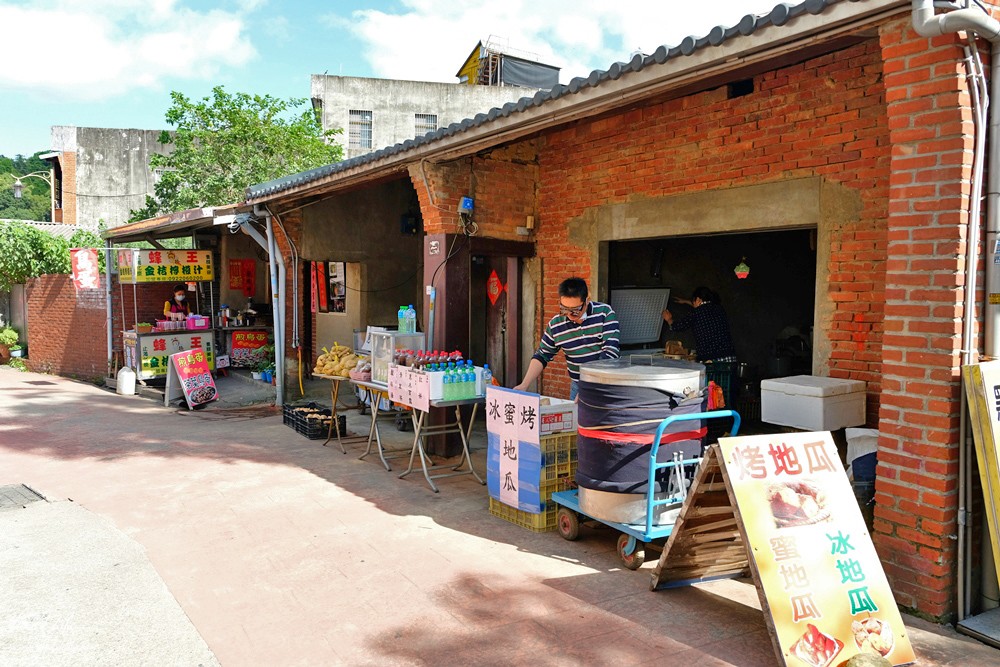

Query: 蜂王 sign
[{"left": 117, "top": 249, "right": 214, "bottom": 283}]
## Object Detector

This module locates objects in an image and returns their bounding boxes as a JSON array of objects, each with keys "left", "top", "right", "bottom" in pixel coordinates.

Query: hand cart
[{"left": 551, "top": 409, "right": 740, "bottom": 570}]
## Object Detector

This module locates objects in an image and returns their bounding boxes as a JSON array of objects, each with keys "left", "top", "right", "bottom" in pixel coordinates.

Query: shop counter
[{"left": 123, "top": 329, "right": 216, "bottom": 381}]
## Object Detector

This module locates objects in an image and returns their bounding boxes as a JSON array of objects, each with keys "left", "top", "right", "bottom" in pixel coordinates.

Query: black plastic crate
[{"left": 283, "top": 403, "right": 345, "bottom": 440}]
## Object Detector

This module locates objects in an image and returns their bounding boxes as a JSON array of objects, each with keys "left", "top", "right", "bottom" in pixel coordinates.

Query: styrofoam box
[
  {"left": 540, "top": 396, "right": 577, "bottom": 435},
  {"left": 761, "top": 375, "right": 866, "bottom": 430}
]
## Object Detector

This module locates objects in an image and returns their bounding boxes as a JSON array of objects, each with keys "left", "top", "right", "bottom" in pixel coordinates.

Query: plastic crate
[
  {"left": 489, "top": 433, "right": 578, "bottom": 532},
  {"left": 283, "top": 402, "right": 345, "bottom": 440},
  {"left": 540, "top": 432, "right": 578, "bottom": 484},
  {"left": 488, "top": 476, "right": 576, "bottom": 532},
  {"left": 705, "top": 361, "right": 734, "bottom": 404}
]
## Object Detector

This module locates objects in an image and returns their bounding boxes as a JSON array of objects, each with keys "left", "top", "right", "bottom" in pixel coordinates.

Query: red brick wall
[
  {"left": 874, "top": 18, "right": 976, "bottom": 620},
  {"left": 534, "top": 40, "right": 890, "bottom": 400},
  {"left": 25, "top": 274, "right": 107, "bottom": 379}
]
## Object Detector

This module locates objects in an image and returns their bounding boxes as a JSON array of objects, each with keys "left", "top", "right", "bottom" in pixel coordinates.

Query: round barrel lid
[{"left": 579, "top": 357, "right": 704, "bottom": 388}]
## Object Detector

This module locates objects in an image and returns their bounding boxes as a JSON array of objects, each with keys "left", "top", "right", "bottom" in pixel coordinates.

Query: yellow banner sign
[
  {"left": 117, "top": 249, "right": 214, "bottom": 283},
  {"left": 717, "top": 432, "right": 915, "bottom": 667}
]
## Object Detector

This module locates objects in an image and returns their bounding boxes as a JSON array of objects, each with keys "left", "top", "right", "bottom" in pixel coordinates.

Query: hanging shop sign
[
  {"left": 485, "top": 386, "right": 542, "bottom": 512},
  {"left": 70, "top": 248, "right": 100, "bottom": 290},
  {"left": 117, "top": 249, "right": 214, "bottom": 283},
  {"left": 165, "top": 347, "right": 218, "bottom": 409},
  {"left": 388, "top": 364, "right": 430, "bottom": 412},
  {"left": 653, "top": 436, "right": 915, "bottom": 667}
]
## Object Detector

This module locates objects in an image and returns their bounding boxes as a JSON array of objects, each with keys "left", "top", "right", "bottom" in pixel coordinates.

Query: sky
[{"left": 0, "top": 0, "right": 781, "bottom": 157}]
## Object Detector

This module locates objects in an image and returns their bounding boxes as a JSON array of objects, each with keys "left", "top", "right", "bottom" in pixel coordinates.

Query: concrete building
[
  {"left": 310, "top": 76, "right": 544, "bottom": 159},
  {"left": 45, "top": 126, "right": 173, "bottom": 230}
]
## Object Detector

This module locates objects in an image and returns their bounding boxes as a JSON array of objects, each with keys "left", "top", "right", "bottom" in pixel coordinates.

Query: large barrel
[{"left": 576, "top": 358, "right": 706, "bottom": 525}]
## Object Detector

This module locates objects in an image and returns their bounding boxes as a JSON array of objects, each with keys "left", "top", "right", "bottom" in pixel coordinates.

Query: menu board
[
  {"left": 485, "top": 387, "right": 543, "bottom": 512},
  {"left": 717, "top": 432, "right": 915, "bottom": 667},
  {"left": 230, "top": 330, "right": 269, "bottom": 367},
  {"left": 388, "top": 364, "right": 430, "bottom": 412},
  {"left": 117, "top": 249, "right": 214, "bottom": 283},
  {"left": 167, "top": 348, "right": 218, "bottom": 409}
]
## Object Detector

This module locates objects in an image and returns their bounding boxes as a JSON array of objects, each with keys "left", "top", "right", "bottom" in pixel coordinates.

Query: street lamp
[{"left": 13, "top": 171, "right": 53, "bottom": 199}]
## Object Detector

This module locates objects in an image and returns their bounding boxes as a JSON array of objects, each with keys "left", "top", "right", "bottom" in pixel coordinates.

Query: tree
[
  {"left": 0, "top": 152, "right": 52, "bottom": 222},
  {"left": 0, "top": 220, "right": 103, "bottom": 291},
  {"left": 130, "top": 86, "right": 343, "bottom": 221}
]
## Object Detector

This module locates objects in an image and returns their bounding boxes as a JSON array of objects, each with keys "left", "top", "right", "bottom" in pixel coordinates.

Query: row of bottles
[
  {"left": 393, "top": 349, "right": 464, "bottom": 368},
  {"left": 396, "top": 305, "right": 418, "bottom": 333}
]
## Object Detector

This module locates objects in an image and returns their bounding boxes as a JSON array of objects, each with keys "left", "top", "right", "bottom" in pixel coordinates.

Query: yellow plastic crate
[
  {"left": 540, "top": 432, "right": 577, "bottom": 484},
  {"left": 488, "top": 432, "right": 578, "bottom": 532}
]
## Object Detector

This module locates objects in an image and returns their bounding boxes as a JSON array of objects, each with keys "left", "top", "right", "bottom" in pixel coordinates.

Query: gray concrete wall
[
  {"left": 52, "top": 126, "right": 173, "bottom": 229},
  {"left": 311, "top": 76, "right": 536, "bottom": 160},
  {"left": 299, "top": 179, "right": 423, "bottom": 329}
]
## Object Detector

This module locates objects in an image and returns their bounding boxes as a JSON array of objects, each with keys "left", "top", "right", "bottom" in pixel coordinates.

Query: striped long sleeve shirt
[{"left": 532, "top": 301, "right": 620, "bottom": 381}]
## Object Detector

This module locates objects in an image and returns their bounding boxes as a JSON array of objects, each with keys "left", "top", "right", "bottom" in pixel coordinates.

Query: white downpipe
[
  {"left": 104, "top": 240, "right": 114, "bottom": 376},
  {"left": 239, "top": 220, "right": 284, "bottom": 407},
  {"left": 912, "top": 0, "right": 1000, "bottom": 619}
]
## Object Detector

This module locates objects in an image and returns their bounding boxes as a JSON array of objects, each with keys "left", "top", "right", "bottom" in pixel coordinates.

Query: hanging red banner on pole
[{"left": 70, "top": 248, "right": 100, "bottom": 290}]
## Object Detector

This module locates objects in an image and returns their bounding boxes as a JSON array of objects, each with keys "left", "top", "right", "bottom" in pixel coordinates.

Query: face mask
[{"left": 174, "top": 295, "right": 185, "bottom": 302}]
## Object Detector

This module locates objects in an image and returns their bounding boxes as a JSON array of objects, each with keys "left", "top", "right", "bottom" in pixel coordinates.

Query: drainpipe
[
  {"left": 105, "top": 239, "right": 113, "bottom": 377},
  {"left": 912, "top": 0, "right": 1000, "bottom": 618},
  {"left": 265, "top": 215, "right": 287, "bottom": 408},
  {"left": 238, "top": 218, "right": 284, "bottom": 407}
]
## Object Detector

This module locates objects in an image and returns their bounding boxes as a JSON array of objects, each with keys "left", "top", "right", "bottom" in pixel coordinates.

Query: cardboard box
[{"left": 540, "top": 397, "right": 577, "bottom": 435}]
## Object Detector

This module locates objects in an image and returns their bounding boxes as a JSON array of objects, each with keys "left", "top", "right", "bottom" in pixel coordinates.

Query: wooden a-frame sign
[{"left": 652, "top": 437, "right": 915, "bottom": 667}]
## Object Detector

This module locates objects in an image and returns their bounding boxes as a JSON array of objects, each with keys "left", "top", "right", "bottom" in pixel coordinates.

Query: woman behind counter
[
  {"left": 662, "top": 286, "right": 737, "bottom": 363},
  {"left": 164, "top": 284, "right": 191, "bottom": 321}
]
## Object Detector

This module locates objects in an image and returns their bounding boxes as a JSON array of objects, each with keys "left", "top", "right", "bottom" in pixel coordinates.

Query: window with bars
[
  {"left": 414, "top": 113, "right": 438, "bottom": 137},
  {"left": 348, "top": 110, "right": 373, "bottom": 149}
]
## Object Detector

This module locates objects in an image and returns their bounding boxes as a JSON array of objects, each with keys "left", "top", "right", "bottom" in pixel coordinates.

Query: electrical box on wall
[
  {"left": 459, "top": 197, "right": 474, "bottom": 214},
  {"left": 400, "top": 214, "right": 420, "bottom": 235}
]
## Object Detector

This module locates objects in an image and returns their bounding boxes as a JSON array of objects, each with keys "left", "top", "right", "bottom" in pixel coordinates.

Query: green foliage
[
  {"left": 0, "top": 327, "right": 19, "bottom": 346},
  {"left": 0, "top": 152, "right": 52, "bottom": 222},
  {"left": 0, "top": 220, "right": 106, "bottom": 291},
  {"left": 130, "top": 86, "right": 343, "bottom": 221},
  {"left": 7, "top": 358, "right": 28, "bottom": 372}
]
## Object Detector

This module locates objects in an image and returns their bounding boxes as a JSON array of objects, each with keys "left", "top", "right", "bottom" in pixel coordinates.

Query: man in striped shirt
[{"left": 514, "top": 277, "right": 620, "bottom": 400}]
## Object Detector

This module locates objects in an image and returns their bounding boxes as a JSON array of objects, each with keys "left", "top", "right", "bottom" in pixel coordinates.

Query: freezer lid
[
  {"left": 760, "top": 374, "right": 867, "bottom": 397},
  {"left": 579, "top": 357, "right": 704, "bottom": 385}
]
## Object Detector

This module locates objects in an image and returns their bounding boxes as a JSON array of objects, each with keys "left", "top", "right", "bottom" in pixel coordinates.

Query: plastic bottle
[
  {"left": 405, "top": 304, "right": 417, "bottom": 333},
  {"left": 397, "top": 306, "right": 406, "bottom": 332},
  {"left": 442, "top": 372, "right": 452, "bottom": 401},
  {"left": 482, "top": 364, "right": 493, "bottom": 395},
  {"left": 464, "top": 369, "right": 475, "bottom": 398}
]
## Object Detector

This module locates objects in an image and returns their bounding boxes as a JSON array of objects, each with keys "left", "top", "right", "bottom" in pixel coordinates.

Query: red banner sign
[
  {"left": 230, "top": 330, "right": 269, "bottom": 367},
  {"left": 169, "top": 347, "right": 218, "bottom": 407},
  {"left": 70, "top": 248, "right": 100, "bottom": 290}
]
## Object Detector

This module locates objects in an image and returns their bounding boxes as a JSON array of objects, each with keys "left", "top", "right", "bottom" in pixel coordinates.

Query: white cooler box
[{"left": 761, "top": 375, "right": 866, "bottom": 430}]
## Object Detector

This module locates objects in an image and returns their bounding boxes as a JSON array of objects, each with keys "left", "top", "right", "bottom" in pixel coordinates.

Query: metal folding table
[
  {"left": 352, "top": 379, "right": 413, "bottom": 471},
  {"left": 399, "top": 396, "right": 486, "bottom": 493},
  {"left": 312, "top": 373, "right": 369, "bottom": 454}
]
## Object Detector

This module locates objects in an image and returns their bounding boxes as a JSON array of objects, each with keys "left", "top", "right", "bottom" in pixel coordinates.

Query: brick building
[{"left": 242, "top": 0, "right": 992, "bottom": 622}]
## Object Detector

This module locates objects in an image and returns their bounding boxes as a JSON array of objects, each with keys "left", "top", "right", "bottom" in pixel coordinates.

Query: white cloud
[
  {"left": 327, "top": 0, "right": 781, "bottom": 84},
  {"left": 0, "top": 1, "right": 257, "bottom": 99}
]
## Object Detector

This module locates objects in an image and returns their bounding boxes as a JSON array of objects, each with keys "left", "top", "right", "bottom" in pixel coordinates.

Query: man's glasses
[{"left": 559, "top": 303, "right": 586, "bottom": 316}]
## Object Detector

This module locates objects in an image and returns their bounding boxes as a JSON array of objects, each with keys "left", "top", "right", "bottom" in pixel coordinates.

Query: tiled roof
[
  {"left": 2, "top": 220, "right": 85, "bottom": 240},
  {"left": 247, "top": 0, "right": 854, "bottom": 201}
]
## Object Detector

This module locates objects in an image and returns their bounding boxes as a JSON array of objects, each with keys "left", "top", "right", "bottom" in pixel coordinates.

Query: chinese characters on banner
[
  {"left": 228, "top": 258, "right": 255, "bottom": 297},
  {"left": 168, "top": 348, "right": 218, "bottom": 408},
  {"left": 117, "top": 249, "right": 214, "bottom": 283},
  {"left": 70, "top": 248, "right": 100, "bottom": 289},
  {"left": 485, "top": 387, "right": 542, "bottom": 512},
  {"left": 717, "top": 432, "right": 915, "bottom": 667},
  {"left": 388, "top": 364, "right": 429, "bottom": 412},
  {"left": 229, "top": 330, "right": 269, "bottom": 367}
]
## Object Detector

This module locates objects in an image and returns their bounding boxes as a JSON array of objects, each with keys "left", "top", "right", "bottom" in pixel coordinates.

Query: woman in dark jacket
[{"left": 662, "top": 286, "right": 736, "bottom": 363}]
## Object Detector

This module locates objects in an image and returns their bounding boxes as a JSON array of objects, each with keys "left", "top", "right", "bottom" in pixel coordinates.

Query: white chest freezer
[{"left": 761, "top": 375, "right": 866, "bottom": 430}]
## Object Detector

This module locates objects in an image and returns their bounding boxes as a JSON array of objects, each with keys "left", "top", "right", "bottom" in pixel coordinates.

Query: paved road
[{"left": 0, "top": 367, "right": 996, "bottom": 665}]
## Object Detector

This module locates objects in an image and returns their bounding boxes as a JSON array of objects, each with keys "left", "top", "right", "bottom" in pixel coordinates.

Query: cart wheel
[
  {"left": 617, "top": 533, "right": 645, "bottom": 570},
  {"left": 556, "top": 508, "right": 580, "bottom": 541}
]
